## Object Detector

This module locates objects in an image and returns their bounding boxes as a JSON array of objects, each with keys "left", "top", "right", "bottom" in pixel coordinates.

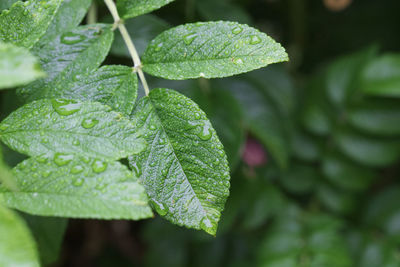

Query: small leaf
[
  {"left": 0, "top": 0, "right": 62, "bottom": 49},
  {"left": 0, "top": 205, "right": 39, "bottom": 267},
  {"left": 361, "top": 53, "right": 400, "bottom": 97},
  {"left": 0, "top": 156, "right": 153, "bottom": 220},
  {"left": 129, "top": 88, "right": 230, "bottom": 235},
  {"left": 111, "top": 14, "right": 170, "bottom": 57},
  {"left": 0, "top": 99, "right": 146, "bottom": 160},
  {"left": 142, "top": 21, "right": 288, "bottom": 80},
  {"left": 0, "top": 42, "right": 45, "bottom": 89},
  {"left": 335, "top": 129, "right": 400, "bottom": 167},
  {"left": 27, "top": 65, "right": 138, "bottom": 115},
  {"left": 18, "top": 24, "right": 114, "bottom": 103},
  {"left": 117, "top": 0, "right": 175, "bottom": 19},
  {"left": 34, "top": 0, "right": 92, "bottom": 46}
]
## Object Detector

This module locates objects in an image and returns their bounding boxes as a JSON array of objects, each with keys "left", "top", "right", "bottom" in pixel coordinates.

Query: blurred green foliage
[{"left": 1, "top": 0, "right": 400, "bottom": 266}]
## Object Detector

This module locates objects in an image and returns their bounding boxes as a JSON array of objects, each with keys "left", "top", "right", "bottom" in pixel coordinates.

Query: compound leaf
[
  {"left": 18, "top": 24, "right": 114, "bottom": 102},
  {"left": 0, "top": 99, "right": 146, "bottom": 160},
  {"left": 0, "top": 157, "right": 153, "bottom": 219},
  {"left": 142, "top": 21, "right": 288, "bottom": 80},
  {"left": 117, "top": 0, "right": 175, "bottom": 19},
  {"left": 0, "top": 205, "right": 39, "bottom": 267},
  {"left": 0, "top": 42, "right": 45, "bottom": 90},
  {"left": 129, "top": 88, "right": 230, "bottom": 235},
  {"left": 0, "top": 0, "right": 61, "bottom": 49}
]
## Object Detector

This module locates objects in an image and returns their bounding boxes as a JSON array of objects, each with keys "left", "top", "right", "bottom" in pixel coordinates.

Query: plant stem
[
  {"left": 103, "top": 0, "right": 150, "bottom": 96},
  {"left": 87, "top": 2, "right": 97, "bottom": 24}
]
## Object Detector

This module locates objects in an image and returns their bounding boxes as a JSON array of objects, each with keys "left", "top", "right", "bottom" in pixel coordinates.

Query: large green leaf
[
  {"left": 129, "top": 88, "right": 230, "bottom": 235},
  {"left": 111, "top": 14, "right": 170, "bottom": 57},
  {"left": 0, "top": 0, "right": 61, "bottom": 49},
  {"left": 360, "top": 54, "right": 400, "bottom": 97},
  {"left": 0, "top": 99, "right": 146, "bottom": 160},
  {"left": 0, "top": 205, "right": 39, "bottom": 267},
  {"left": 0, "top": 146, "right": 16, "bottom": 191},
  {"left": 142, "top": 21, "right": 288, "bottom": 80},
  {"left": 0, "top": 42, "right": 45, "bottom": 89},
  {"left": 18, "top": 24, "right": 114, "bottom": 102},
  {"left": 34, "top": 0, "right": 92, "bottom": 46},
  {"left": 117, "top": 0, "right": 175, "bottom": 19},
  {"left": 25, "top": 65, "right": 138, "bottom": 115},
  {"left": 0, "top": 156, "right": 153, "bottom": 219}
]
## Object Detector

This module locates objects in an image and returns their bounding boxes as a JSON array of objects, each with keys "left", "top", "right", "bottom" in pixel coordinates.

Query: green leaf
[
  {"left": 111, "top": 14, "right": 170, "bottom": 57},
  {"left": 0, "top": 0, "right": 62, "bottom": 49},
  {"left": 34, "top": 0, "right": 92, "bottom": 46},
  {"left": 23, "top": 65, "right": 138, "bottom": 115},
  {"left": 360, "top": 54, "right": 400, "bottom": 97},
  {"left": 22, "top": 215, "right": 67, "bottom": 265},
  {"left": 0, "top": 205, "right": 39, "bottom": 267},
  {"left": 18, "top": 24, "right": 114, "bottom": 103},
  {"left": 258, "top": 206, "right": 352, "bottom": 267},
  {"left": 0, "top": 156, "right": 153, "bottom": 219},
  {"left": 129, "top": 88, "right": 230, "bottom": 235},
  {"left": 0, "top": 42, "right": 45, "bottom": 89},
  {"left": 117, "top": 0, "right": 175, "bottom": 19},
  {"left": 348, "top": 101, "right": 400, "bottom": 136},
  {"left": 142, "top": 21, "right": 288, "bottom": 80},
  {"left": 322, "top": 152, "right": 376, "bottom": 191},
  {"left": 335, "top": 129, "right": 400, "bottom": 167},
  {"left": 0, "top": 0, "right": 18, "bottom": 11},
  {"left": 0, "top": 99, "right": 146, "bottom": 160},
  {"left": 0, "top": 146, "right": 17, "bottom": 191}
]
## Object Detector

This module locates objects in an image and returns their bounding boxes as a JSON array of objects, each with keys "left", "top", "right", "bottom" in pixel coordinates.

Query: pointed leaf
[
  {"left": 0, "top": 156, "right": 153, "bottom": 219},
  {"left": 0, "top": 0, "right": 62, "bottom": 49},
  {"left": 18, "top": 24, "right": 114, "bottom": 102},
  {"left": 0, "top": 99, "right": 146, "bottom": 160},
  {"left": 117, "top": 0, "right": 175, "bottom": 19},
  {"left": 34, "top": 0, "right": 92, "bottom": 46},
  {"left": 0, "top": 205, "right": 39, "bottom": 267},
  {"left": 142, "top": 21, "right": 288, "bottom": 80},
  {"left": 129, "top": 88, "right": 230, "bottom": 235},
  {"left": 0, "top": 42, "right": 45, "bottom": 89},
  {"left": 25, "top": 65, "right": 138, "bottom": 115}
]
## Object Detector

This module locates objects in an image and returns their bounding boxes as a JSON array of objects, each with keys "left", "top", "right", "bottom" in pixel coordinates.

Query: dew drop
[
  {"left": 200, "top": 217, "right": 213, "bottom": 233},
  {"left": 42, "top": 170, "right": 51, "bottom": 178},
  {"left": 71, "top": 165, "right": 84, "bottom": 174},
  {"left": 197, "top": 123, "right": 212, "bottom": 141},
  {"left": 184, "top": 33, "right": 197, "bottom": 45},
  {"left": 36, "top": 155, "right": 48, "bottom": 163},
  {"left": 232, "top": 26, "right": 243, "bottom": 34},
  {"left": 82, "top": 156, "right": 90, "bottom": 163},
  {"left": 249, "top": 35, "right": 262, "bottom": 45},
  {"left": 233, "top": 58, "right": 244, "bottom": 65},
  {"left": 150, "top": 199, "right": 167, "bottom": 216},
  {"left": 72, "top": 140, "right": 80, "bottom": 146},
  {"left": 51, "top": 99, "right": 81, "bottom": 116},
  {"left": 154, "top": 42, "right": 163, "bottom": 51},
  {"left": 92, "top": 159, "right": 107, "bottom": 173},
  {"left": 54, "top": 153, "right": 74, "bottom": 166},
  {"left": 72, "top": 177, "right": 84, "bottom": 187},
  {"left": 81, "top": 118, "right": 99, "bottom": 129},
  {"left": 61, "top": 32, "right": 85, "bottom": 45}
]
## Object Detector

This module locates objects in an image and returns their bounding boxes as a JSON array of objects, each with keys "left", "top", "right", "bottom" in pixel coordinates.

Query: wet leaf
[{"left": 117, "top": 0, "right": 175, "bottom": 19}]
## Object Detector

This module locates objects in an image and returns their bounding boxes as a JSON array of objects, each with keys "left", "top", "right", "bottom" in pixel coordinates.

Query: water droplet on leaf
[
  {"left": 197, "top": 123, "right": 212, "bottom": 141},
  {"left": 54, "top": 153, "right": 74, "bottom": 166},
  {"left": 51, "top": 99, "right": 81, "bottom": 116},
  {"left": 232, "top": 26, "right": 243, "bottom": 34},
  {"left": 151, "top": 199, "right": 167, "bottom": 216},
  {"left": 61, "top": 32, "right": 85, "bottom": 45},
  {"left": 71, "top": 165, "right": 84, "bottom": 174},
  {"left": 81, "top": 118, "right": 99, "bottom": 129},
  {"left": 72, "top": 178, "right": 84, "bottom": 186},
  {"left": 249, "top": 35, "right": 262, "bottom": 45},
  {"left": 92, "top": 160, "right": 107, "bottom": 173},
  {"left": 184, "top": 33, "right": 197, "bottom": 45}
]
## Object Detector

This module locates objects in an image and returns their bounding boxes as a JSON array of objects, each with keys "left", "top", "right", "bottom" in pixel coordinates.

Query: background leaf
[
  {"left": 142, "top": 21, "right": 288, "bottom": 80},
  {"left": 0, "top": 205, "right": 39, "bottom": 267},
  {"left": 129, "top": 88, "right": 230, "bottom": 235}
]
